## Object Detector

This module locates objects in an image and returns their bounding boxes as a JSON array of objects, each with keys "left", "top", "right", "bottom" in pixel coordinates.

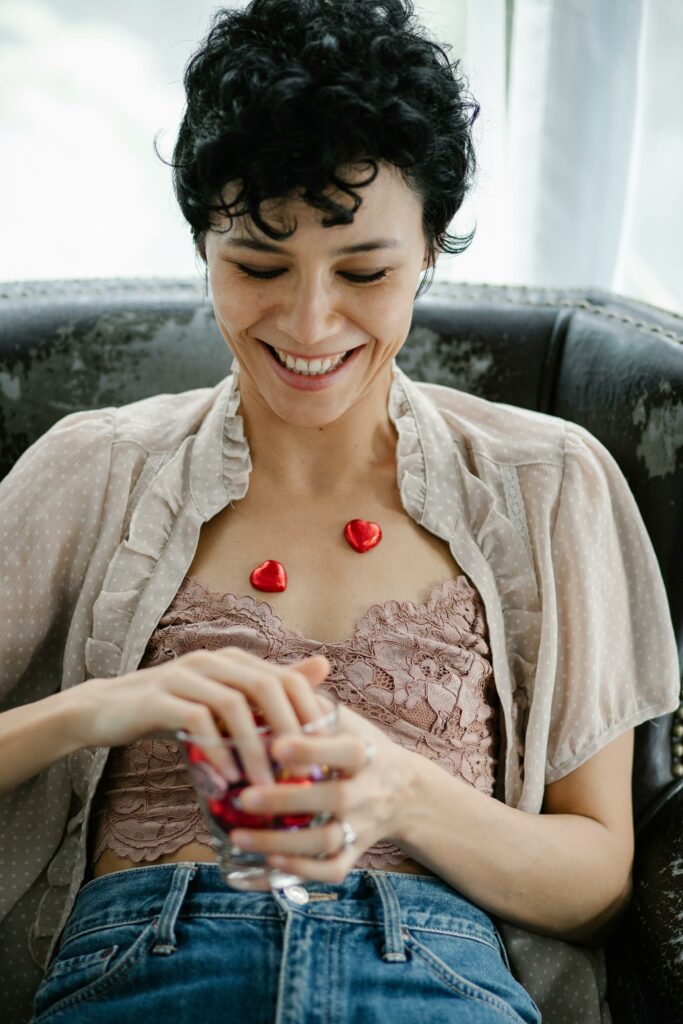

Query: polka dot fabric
[{"left": 0, "top": 359, "right": 678, "bottom": 1024}]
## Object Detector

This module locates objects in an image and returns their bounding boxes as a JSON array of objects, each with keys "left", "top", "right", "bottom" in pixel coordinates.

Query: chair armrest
[{"left": 605, "top": 782, "right": 683, "bottom": 1024}]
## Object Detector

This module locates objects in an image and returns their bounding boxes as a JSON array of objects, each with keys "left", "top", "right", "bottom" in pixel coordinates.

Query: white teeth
[{"left": 273, "top": 347, "right": 348, "bottom": 375}]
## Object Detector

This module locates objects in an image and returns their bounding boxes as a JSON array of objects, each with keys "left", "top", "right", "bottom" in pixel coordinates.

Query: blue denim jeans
[{"left": 29, "top": 863, "right": 542, "bottom": 1023}]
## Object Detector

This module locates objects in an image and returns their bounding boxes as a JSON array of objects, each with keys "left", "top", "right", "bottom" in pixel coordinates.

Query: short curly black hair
[{"left": 161, "top": 0, "right": 480, "bottom": 299}]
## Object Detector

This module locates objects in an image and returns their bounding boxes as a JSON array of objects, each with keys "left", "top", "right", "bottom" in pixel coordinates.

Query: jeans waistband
[
  {"left": 268, "top": 869, "right": 408, "bottom": 962},
  {"left": 63, "top": 863, "right": 502, "bottom": 960}
]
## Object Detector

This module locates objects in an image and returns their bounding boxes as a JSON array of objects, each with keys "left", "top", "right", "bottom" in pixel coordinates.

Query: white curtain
[
  {"left": 437, "top": 0, "right": 683, "bottom": 315},
  {"left": 1, "top": 0, "right": 681, "bottom": 313}
]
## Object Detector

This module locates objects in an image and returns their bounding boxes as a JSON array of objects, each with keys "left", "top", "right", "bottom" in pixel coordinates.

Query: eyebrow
[{"left": 221, "top": 237, "right": 403, "bottom": 255}]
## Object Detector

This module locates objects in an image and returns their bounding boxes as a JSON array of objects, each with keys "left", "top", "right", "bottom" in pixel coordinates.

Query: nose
[{"left": 274, "top": 272, "right": 342, "bottom": 351}]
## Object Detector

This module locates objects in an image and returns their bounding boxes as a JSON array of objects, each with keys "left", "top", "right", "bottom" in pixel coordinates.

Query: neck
[{"left": 234, "top": 364, "right": 398, "bottom": 496}]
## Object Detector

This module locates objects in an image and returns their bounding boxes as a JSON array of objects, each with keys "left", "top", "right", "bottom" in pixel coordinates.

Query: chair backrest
[{"left": 1, "top": 277, "right": 681, "bottom": 831}]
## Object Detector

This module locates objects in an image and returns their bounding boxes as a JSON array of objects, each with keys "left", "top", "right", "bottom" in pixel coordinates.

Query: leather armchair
[{"left": 1, "top": 277, "right": 681, "bottom": 1023}]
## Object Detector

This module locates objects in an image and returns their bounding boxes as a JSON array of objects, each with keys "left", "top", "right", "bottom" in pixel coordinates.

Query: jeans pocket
[
  {"left": 403, "top": 926, "right": 541, "bottom": 1024},
  {"left": 31, "top": 920, "right": 156, "bottom": 1022}
]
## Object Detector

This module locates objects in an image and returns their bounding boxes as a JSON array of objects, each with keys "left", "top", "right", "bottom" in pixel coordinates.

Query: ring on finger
[
  {"left": 314, "top": 819, "right": 357, "bottom": 861},
  {"left": 340, "top": 819, "right": 357, "bottom": 848},
  {"left": 362, "top": 741, "right": 377, "bottom": 767}
]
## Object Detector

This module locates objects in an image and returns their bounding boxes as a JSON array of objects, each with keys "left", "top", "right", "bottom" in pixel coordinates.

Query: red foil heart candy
[
  {"left": 344, "top": 519, "right": 383, "bottom": 553},
  {"left": 249, "top": 560, "right": 287, "bottom": 592}
]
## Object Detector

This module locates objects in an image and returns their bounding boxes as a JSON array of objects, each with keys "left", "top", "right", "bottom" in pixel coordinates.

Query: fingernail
[
  {"left": 231, "top": 831, "right": 252, "bottom": 848},
  {"left": 239, "top": 790, "right": 263, "bottom": 810}
]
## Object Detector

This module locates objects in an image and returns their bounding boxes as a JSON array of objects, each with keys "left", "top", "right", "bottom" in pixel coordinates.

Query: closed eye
[{"left": 233, "top": 264, "right": 389, "bottom": 284}]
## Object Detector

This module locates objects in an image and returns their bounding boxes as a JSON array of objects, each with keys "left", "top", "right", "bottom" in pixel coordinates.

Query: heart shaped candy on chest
[
  {"left": 248, "top": 519, "right": 382, "bottom": 594},
  {"left": 249, "top": 560, "right": 288, "bottom": 592},
  {"left": 343, "top": 519, "right": 383, "bottom": 553}
]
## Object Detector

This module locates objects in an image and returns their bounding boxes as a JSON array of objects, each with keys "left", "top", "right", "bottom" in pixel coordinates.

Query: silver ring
[
  {"left": 315, "top": 818, "right": 358, "bottom": 861},
  {"left": 338, "top": 819, "right": 357, "bottom": 851},
  {"left": 363, "top": 741, "right": 377, "bottom": 768}
]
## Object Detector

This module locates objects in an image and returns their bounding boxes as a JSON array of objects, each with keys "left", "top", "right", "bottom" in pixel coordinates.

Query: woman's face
[{"left": 204, "top": 161, "right": 430, "bottom": 428}]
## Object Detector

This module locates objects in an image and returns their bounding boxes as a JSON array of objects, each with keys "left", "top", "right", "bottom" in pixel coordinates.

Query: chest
[{"left": 186, "top": 474, "right": 464, "bottom": 645}]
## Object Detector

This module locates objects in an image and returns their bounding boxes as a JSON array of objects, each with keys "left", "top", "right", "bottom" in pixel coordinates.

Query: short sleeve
[
  {"left": 0, "top": 407, "right": 115, "bottom": 712},
  {"left": 544, "top": 421, "right": 680, "bottom": 784}
]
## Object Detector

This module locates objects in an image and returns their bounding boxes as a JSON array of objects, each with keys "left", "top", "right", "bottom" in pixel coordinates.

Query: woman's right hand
[{"left": 68, "top": 647, "right": 332, "bottom": 785}]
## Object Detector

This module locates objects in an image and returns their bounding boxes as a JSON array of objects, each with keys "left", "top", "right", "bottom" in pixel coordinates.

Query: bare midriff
[{"left": 90, "top": 843, "right": 436, "bottom": 881}]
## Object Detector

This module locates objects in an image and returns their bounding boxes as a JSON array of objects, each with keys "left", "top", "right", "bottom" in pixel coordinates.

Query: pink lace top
[{"left": 90, "top": 572, "right": 501, "bottom": 870}]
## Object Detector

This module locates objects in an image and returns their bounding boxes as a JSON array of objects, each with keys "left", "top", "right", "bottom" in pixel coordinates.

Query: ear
[{"left": 422, "top": 242, "right": 436, "bottom": 271}]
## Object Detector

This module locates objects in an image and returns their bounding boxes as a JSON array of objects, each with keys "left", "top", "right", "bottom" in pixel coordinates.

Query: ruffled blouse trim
[
  {"left": 31, "top": 373, "right": 249, "bottom": 963},
  {"left": 389, "top": 361, "right": 542, "bottom": 808},
  {"left": 84, "top": 364, "right": 251, "bottom": 684},
  {"left": 216, "top": 359, "right": 252, "bottom": 504},
  {"left": 387, "top": 359, "right": 429, "bottom": 526}
]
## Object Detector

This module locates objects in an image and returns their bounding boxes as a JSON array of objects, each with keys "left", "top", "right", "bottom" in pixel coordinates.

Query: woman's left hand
[{"left": 228, "top": 699, "right": 415, "bottom": 882}]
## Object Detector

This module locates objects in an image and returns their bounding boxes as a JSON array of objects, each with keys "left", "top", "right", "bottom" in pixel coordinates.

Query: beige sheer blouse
[{"left": 1, "top": 358, "right": 679, "bottom": 1024}]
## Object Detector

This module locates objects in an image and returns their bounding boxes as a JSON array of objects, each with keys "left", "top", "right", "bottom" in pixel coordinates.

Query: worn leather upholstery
[{"left": 1, "top": 277, "right": 681, "bottom": 1023}]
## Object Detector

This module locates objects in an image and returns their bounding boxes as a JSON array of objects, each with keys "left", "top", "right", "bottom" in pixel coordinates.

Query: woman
[{"left": 1, "top": 1, "right": 679, "bottom": 1023}]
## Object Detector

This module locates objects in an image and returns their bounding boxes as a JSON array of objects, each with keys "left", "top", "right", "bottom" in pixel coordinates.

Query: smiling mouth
[{"left": 261, "top": 341, "right": 355, "bottom": 376}]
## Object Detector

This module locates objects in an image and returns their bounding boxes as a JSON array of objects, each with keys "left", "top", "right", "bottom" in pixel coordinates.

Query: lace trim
[
  {"left": 176, "top": 572, "right": 482, "bottom": 646},
  {"left": 91, "top": 573, "right": 500, "bottom": 869},
  {"left": 90, "top": 736, "right": 413, "bottom": 867}
]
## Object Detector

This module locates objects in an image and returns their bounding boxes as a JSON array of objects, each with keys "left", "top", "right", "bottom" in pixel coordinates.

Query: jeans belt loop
[
  {"left": 151, "top": 863, "right": 197, "bottom": 955},
  {"left": 366, "top": 871, "right": 408, "bottom": 962}
]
